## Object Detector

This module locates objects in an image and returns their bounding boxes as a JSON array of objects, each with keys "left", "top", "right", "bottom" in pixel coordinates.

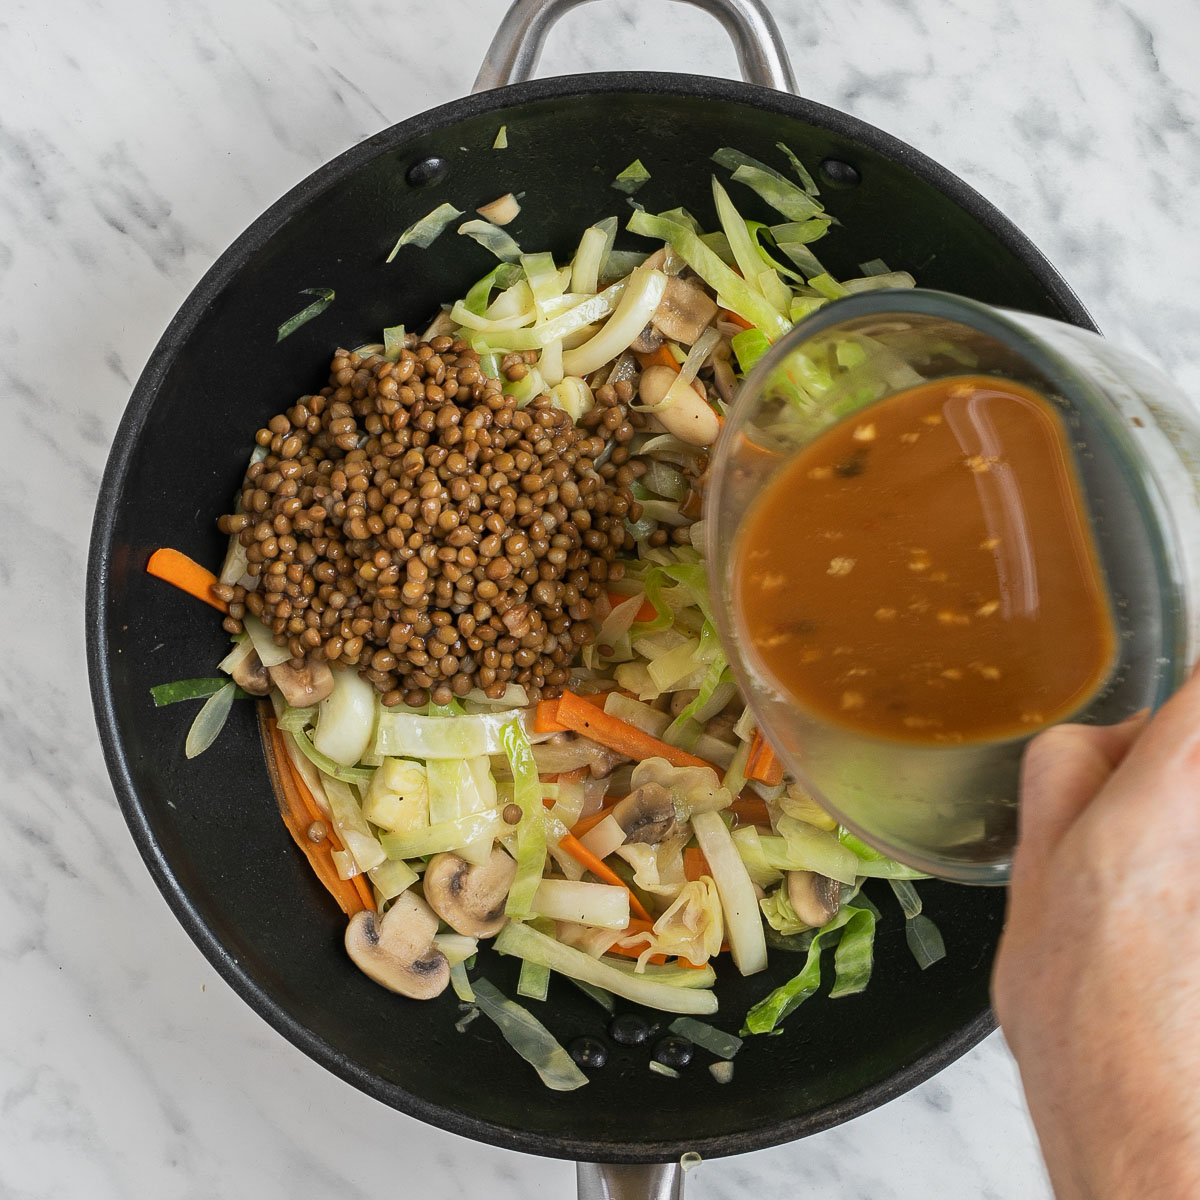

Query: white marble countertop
[{"left": 5, "top": 0, "right": 1198, "bottom": 1196}]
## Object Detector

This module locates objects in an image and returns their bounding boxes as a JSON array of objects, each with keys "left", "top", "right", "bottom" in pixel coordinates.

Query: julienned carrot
[
  {"left": 718, "top": 307, "right": 754, "bottom": 330},
  {"left": 745, "top": 729, "right": 784, "bottom": 786},
  {"left": 268, "top": 714, "right": 375, "bottom": 913},
  {"left": 729, "top": 794, "right": 772, "bottom": 829},
  {"left": 147, "top": 547, "right": 228, "bottom": 612},
  {"left": 606, "top": 592, "right": 657, "bottom": 623},
  {"left": 683, "top": 846, "right": 710, "bottom": 882},
  {"left": 557, "top": 831, "right": 653, "bottom": 923},
  {"left": 534, "top": 700, "right": 564, "bottom": 733},
  {"left": 569, "top": 800, "right": 620, "bottom": 838},
  {"left": 536, "top": 693, "right": 614, "bottom": 733},
  {"left": 555, "top": 691, "right": 717, "bottom": 773},
  {"left": 634, "top": 344, "right": 681, "bottom": 372},
  {"left": 258, "top": 706, "right": 372, "bottom": 916}
]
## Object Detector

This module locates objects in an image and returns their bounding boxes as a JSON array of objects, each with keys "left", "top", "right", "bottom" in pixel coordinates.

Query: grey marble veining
[{"left": 4, "top": 0, "right": 1198, "bottom": 1196}]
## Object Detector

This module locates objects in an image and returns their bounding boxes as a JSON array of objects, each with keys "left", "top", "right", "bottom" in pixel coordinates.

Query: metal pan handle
[
  {"left": 473, "top": 0, "right": 797, "bottom": 93},
  {"left": 577, "top": 1162, "right": 685, "bottom": 1200}
]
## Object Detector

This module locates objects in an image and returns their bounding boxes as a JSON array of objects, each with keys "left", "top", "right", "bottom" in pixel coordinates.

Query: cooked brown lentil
[{"left": 218, "top": 342, "right": 640, "bottom": 706}]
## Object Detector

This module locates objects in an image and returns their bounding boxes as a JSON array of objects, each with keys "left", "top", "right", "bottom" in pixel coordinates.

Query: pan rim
[{"left": 87, "top": 69, "right": 1067, "bottom": 1163}]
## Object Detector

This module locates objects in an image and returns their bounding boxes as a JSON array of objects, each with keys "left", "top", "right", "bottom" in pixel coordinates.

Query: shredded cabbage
[
  {"left": 494, "top": 921, "right": 718, "bottom": 1014},
  {"left": 471, "top": 978, "right": 588, "bottom": 1091},
  {"left": 742, "top": 904, "right": 875, "bottom": 1034},
  {"left": 502, "top": 717, "right": 548, "bottom": 920},
  {"left": 612, "top": 159, "right": 652, "bottom": 194},
  {"left": 458, "top": 218, "right": 522, "bottom": 262},
  {"left": 386, "top": 203, "right": 464, "bottom": 261}
]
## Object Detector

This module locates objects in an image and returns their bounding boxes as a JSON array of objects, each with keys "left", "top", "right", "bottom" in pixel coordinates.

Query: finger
[
  {"left": 1015, "top": 711, "right": 1150, "bottom": 865},
  {"left": 1089, "top": 669, "right": 1200, "bottom": 822}
]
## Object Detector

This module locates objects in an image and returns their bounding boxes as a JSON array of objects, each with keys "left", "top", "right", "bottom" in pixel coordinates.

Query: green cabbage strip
[
  {"left": 775, "top": 142, "right": 820, "bottom": 195},
  {"left": 889, "top": 878, "right": 923, "bottom": 918},
  {"left": 458, "top": 218, "right": 522, "bottom": 262},
  {"left": 151, "top": 677, "right": 245, "bottom": 706},
  {"left": 517, "top": 957, "right": 551, "bottom": 1001},
  {"left": 494, "top": 922, "right": 718, "bottom": 1014},
  {"left": 612, "top": 159, "right": 652, "bottom": 194},
  {"left": 838, "top": 829, "right": 930, "bottom": 880},
  {"left": 742, "top": 904, "right": 875, "bottom": 1034},
  {"left": 276, "top": 288, "right": 335, "bottom": 342},
  {"left": 712, "top": 178, "right": 776, "bottom": 301},
  {"left": 385, "top": 203, "right": 463, "bottom": 261},
  {"left": 730, "top": 328, "right": 770, "bottom": 374},
  {"left": 827, "top": 907, "right": 876, "bottom": 998},
  {"left": 668, "top": 1017, "right": 743, "bottom": 1060},
  {"left": 569, "top": 979, "right": 616, "bottom": 1013},
  {"left": 382, "top": 324, "right": 406, "bottom": 360},
  {"left": 289, "top": 728, "right": 374, "bottom": 785},
  {"left": 463, "top": 263, "right": 524, "bottom": 315},
  {"left": 502, "top": 717, "right": 548, "bottom": 920},
  {"left": 493, "top": 125, "right": 508, "bottom": 149},
  {"left": 626, "top": 209, "right": 791, "bottom": 340},
  {"left": 470, "top": 978, "right": 588, "bottom": 1091},
  {"left": 906, "top": 914, "right": 947, "bottom": 969}
]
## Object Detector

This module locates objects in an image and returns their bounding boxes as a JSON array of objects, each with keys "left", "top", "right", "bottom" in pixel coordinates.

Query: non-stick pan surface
[{"left": 87, "top": 70, "right": 1091, "bottom": 1163}]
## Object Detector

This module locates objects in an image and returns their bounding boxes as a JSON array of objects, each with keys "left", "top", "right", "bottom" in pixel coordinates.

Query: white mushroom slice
[
  {"left": 230, "top": 649, "right": 270, "bottom": 696},
  {"left": 268, "top": 657, "right": 335, "bottom": 707},
  {"left": 637, "top": 365, "right": 719, "bottom": 447},
  {"left": 786, "top": 869, "right": 841, "bottom": 928},
  {"left": 651, "top": 275, "right": 719, "bottom": 345},
  {"left": 423, "top": 846, "right": 518, "bottom": 938},
  {"left": 344, "top": 891, "right": 450, "bottom": 1000},
  {"left": 612, "top": 783, "right": 678, "bottom": 845}
]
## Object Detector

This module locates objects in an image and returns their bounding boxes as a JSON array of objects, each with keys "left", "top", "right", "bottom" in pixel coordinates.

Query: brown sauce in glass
[{"left": 734, "top": 375, "right": 1118, "bottom": 743}]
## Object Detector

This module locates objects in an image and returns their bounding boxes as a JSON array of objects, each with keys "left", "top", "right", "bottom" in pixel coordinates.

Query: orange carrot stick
[
  {"left": 259, "top": 707, "right": 371, "bottom": 917},
  {"left": 634, "top": 344, "right": 681, "bottom": 372},
  {"left": 555, "top": 691, "right": 717, "bottom": 773},
  {"left": 683, "top": 846, "right": 710, "bottom": 882},
  {"left": 718, "top": 307, "right": 754, "bottom": 330},
  {"left": 745, "top": 729, "right": 785, "bottom": 786},
  {"left": 534, "top": 700, "right": 565, "bottom": 734},
  {"left": 146, "top": 547, "right": 227, "bottom": 612},
  {"left": 569, "top": 800, "right": 620, "bottom": 838},
  {"left": 557, "top": 831, "right": 653, "bottom": 922},
  {"left": 606, "top": 592, "right": 657, "bottom": 623},
  {"left": 729, "top": 794, "right": 772, "bottom": 829}
]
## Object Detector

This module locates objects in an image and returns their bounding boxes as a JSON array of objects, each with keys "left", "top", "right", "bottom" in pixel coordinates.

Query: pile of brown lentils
[{"left": 214, "top": 338, "right": 649, "bottom": 707}]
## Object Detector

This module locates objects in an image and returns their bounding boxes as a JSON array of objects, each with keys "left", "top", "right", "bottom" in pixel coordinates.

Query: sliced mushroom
[
  {"left": 786, "top": 870, "right": 841, "bottom": 929},
  {"left": 423, "top": 846, "right": 518, "bottom": 938},
  {"left": 630, "top": 322, "right": 663, "bottom": 354},
  {"left": 612, "top": 782, "right": 678, "bottom": 845},
  {"left": 651, "top": 275, "right": 719, "bottom": 345},
  {"left": 268, "top": 657, "right": 335, "bottom": 707},
  {"left": 344, "top": 891, "right": 449, "bottom": 999},
  {"left": 637, "top": 364, "right": 719, "bottom": 447},
  {"left": 231, "top": 649, "right": 270, "bottom": 696},
  {"left": 713, "top": 356, "right": 738, "bottom": 404}
]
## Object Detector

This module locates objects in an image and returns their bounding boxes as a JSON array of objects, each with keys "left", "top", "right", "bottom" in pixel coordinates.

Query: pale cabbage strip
[{"left": 471, "top": 978, "right": 588, "bottom": 1091}]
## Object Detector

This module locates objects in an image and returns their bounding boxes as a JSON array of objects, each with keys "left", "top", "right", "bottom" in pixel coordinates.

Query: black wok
[{"left": 87, "top": 0, "right": 1091, "bottom": 1192}]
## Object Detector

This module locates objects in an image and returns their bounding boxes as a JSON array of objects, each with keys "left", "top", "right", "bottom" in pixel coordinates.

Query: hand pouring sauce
[{"left": 734, "top": 375, "right": 1118, "bottom": 744}]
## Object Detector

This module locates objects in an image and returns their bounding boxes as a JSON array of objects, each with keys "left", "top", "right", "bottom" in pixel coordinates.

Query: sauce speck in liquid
[{"left": 735, "top": 375, "right": 1117, "bottom": 743}]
